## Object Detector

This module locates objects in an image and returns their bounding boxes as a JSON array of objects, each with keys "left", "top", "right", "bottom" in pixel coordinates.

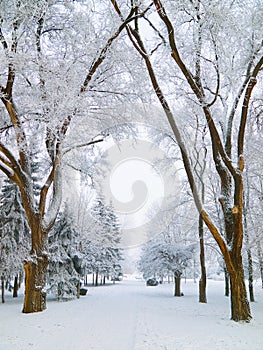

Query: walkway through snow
[{"left": 0, "top": 278, "right": 262, "bottom": 349}]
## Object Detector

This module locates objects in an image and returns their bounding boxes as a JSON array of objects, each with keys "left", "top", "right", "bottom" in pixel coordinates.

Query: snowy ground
[{"left": 1, "top": 277, "right": 263, "bottom": 350}]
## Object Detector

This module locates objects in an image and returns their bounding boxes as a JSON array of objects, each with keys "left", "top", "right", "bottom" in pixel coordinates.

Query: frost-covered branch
[
  {"left": 80, "top": 7, "right": 136, "bottom": 94},
  {"left": 153, "top": 0, "right": 237, "bottom": 180},
  {"left": 63, "top": 138, "right": 104, "bottom": 156},
  {"left": 238, "top": 55, "right": 263, "bottom": 159}
]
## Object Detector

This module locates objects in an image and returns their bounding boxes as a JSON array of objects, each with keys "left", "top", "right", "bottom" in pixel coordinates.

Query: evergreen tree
[
  {"left": 87, "top": 198, "right": 123, "bottom": 285},
  {"left": 0, "top": 179, "right": 30, "bottom": 299},
  {"left": 47, "top": 204, "right": 83, "bottom": 300},
  {"left": 107, "top": 202, "right": 123, "bottom": 281}
]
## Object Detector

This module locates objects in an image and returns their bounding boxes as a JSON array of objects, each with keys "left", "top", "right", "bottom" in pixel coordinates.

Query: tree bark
[
  {"left": 174, "top": 273, "right": 182, "bottom": 297},
  {"left": 224, "top": 266, "right": 230, "bottom": 297},
  {"left": 243, "top": 170, "right": 255, "bottom": 302},
  {"left": 228, "top": 260, "right": 251, "bottom": 322},
  {"left": 199, "top": 279, "right": 206, "bottom": 303},
  {"left": 1, "top": 275, "right": 5, "bottom": 304},
  {"left": 199, "top": 215, "right": 207, "bottom": 303},
  {"left": 77, "top": 281, "right": 80, "bottom": 299},
  {"left": 95, "top": 271, "right": 99, "bottom": 286},
  {"left": 246, "top": 246, "right": 255, "bottom": 302},
  {"left": 58, "top": 282, "right": 63, "bottom": 301},
  {"left": 13, "top": 275, "right": 18, "bottom": 298},
  {"left": 257, "top": 243, "right": 263, "bottom": 288},
  {"left": 22, "top": 255, "right": 48, "bottom": 313},
  {"left": 18, "top": 271, "right": 23, "bottom": 289}
]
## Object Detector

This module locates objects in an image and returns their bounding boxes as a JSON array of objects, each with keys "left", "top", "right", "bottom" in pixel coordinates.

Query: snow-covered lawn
[{"left": 1, "top": 278, "right": 262, "bottom": 350}]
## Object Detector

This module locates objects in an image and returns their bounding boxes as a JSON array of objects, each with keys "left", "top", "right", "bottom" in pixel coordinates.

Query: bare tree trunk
[
  {"left": 76, "top": 280, "right": 80, "bottom": 299},
  {"left": 244, "top": 225, "right": 255, "bottom": 302},
  {"left": 174, "top": 273, "right": 182, "bottom": 297},
  {"left": 199, "top": 214, "right": 207, "bottom": 303},
  {"left": 22, "top": 255, "right": 48, "bottom": 313},
  {"left": 1, "top": 275, "right": 5, "bottom": 304},
  {"left": 58, "top": 282, "right": 63, "bottom": 301},
  {"left": 257, "top": 243, "right": 263, "bottom": 288},
  {"left": 13, "top": 275, "right": 18, "bottom": 298},
  {"left": 18, "top": 271, "right": 23, "bottom": 289},
  {"left": 247, "top": 250, "right": 255, "bottom": 302},
  {"left": 243, "top": 171, "right": 255, "bottom": 302},
  {"left": 224, "top": 266, "right": 230, "bottom": 297},
  {"left": 228, "top": 259, "right": 251, "bottom": 322},
  {"left": 22, "top": 218, "right": 49, "bottom": 313},
  {"left": 95, "top": 271, "right": 99, "bottom": 286}
]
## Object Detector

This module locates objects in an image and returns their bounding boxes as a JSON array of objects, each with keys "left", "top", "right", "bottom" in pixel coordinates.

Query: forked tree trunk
[{"left": 22, "top": 254, "right": 48, "bottom": 313}]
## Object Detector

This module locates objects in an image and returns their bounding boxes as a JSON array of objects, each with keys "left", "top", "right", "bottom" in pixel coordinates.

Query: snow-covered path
[{"left": 1, "top": 278, "right": 263, "bottom": 350}]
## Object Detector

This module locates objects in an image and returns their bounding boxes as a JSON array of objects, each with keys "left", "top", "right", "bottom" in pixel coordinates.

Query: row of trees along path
[{"left": 0, "top": 1, "right": 262, "bottom": 322}]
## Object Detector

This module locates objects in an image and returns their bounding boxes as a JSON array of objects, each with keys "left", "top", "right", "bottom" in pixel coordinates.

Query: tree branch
[
  {"left": 1, "top": 99, "right": 30, "bottom": 174},
  {"left": 0, "top": 141, "right": 24, "bottom": 185},
  {"left": 206, "top": 32, "right": 220, "bottom": 108},
  {"left": 39, "top": 156, "right": 60, "bottom": 223},
  {"left": 80, "top": 7, "right": 136, "bottom": 94},
  {"left": 238, "top": 55, "right": 263, "bottom": 159},
  {"left": 63, "top": 138, "right": 104, "bottom": 156},
  {"left": 153, "top": 0, "right": 237, "bottom": 180},
  {"left": 0, "top": 27, "right": 8, "bottom": 49},
  {"left": 5, "top": 17, "right": 19, "bottom": 99},
  {"left": 111, "top": 0, "right": 203, "bottom": 214}
]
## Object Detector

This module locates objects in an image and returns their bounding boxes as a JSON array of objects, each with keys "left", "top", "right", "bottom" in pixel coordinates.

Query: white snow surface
[{"left": 1, "top": 278, "right": 263, "bottom": 350}]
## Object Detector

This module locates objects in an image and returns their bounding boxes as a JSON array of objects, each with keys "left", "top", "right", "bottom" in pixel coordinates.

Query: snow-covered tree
[
  {"left": 110, "top": 0, "right": 263, "bottom": 322},
  {"left": 139, "top": 235, "right": 195, "bottom": 297},
  {"left": 83, "top": 198, "right": 123, "bottom": 285},
  {"left": 47, "top": 204, "right": 83, "bottom": 300},
  {"left": 0, "top": 0, "right": 134, "bottom": 312}
]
